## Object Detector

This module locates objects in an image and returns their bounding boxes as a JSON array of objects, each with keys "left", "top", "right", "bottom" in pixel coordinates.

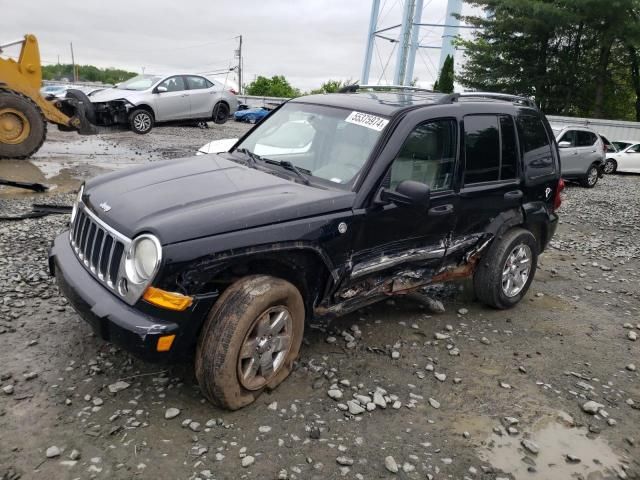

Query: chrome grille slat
[{"left": 69, "top": 204, "right": 131, "bottom": 293}]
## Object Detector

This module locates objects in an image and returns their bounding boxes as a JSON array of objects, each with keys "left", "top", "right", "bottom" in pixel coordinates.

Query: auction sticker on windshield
[{"left": 345, "top": 111, "right": 389, "bottom": 131}]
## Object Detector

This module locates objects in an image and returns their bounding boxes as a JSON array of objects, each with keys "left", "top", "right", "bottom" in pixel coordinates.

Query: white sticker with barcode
[{"left": 345, "top": 111, "right": 389, "bottom": 131}]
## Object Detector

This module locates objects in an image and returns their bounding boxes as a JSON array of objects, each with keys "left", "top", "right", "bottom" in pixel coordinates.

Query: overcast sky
[{"left": 4, "top": 0, "right": 478, "bottom": 91}]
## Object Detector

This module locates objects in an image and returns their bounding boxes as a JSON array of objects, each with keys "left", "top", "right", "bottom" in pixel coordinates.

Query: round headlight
[
  {"left": 70, "top": 184, "right": 84, "bottom": 224},
  {"left": 125, "top": 234, "right": 161, "bottom": 284}
]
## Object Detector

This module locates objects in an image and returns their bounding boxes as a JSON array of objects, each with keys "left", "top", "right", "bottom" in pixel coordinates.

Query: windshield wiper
[
  {"left": 235, "top": 147, "right": 261, "bottom": 166},
  {"left": 264, "top": 159, "right": 311, "bottom": 185}
]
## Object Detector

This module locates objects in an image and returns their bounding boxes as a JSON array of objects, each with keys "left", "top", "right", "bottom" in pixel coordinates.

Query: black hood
[{"left": 83, "top": 155, "right": 354, "bottom": 244}]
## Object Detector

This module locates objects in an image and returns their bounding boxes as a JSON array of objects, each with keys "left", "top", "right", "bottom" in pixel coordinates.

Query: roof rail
[
  {"left": 456, "top": 92, "right": 537, "bottom": 108},
  {"left": 338, "top": 84, "right": 437, "bottom": 94}
]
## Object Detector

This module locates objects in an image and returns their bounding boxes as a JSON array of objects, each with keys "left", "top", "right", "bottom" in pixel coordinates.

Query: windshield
[
  {"left": 116, "top": 74, "right": 163, "bottom": 91},
  {"left": 235, "top": 102, "right": 388, "bottom": 186}
]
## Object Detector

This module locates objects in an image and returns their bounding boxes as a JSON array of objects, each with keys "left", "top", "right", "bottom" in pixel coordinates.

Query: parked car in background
[
  {"left": 551, "top": 125, "right": 605, "bottom": 187},
  {"left": 50, "top": 88, "right": 563, "bottom": 410},
  {"left": 88, "top": 74, "right": 238, "bottom": 134},
  {"left": 612, "top": 140, "right": 634, "bottom": 151},
  {"left": 603, "top": 140, "right": 640, "bottom": 173},
  {"left": 41, "top": 84, "right": 104, "bottom": 99},
  {"left": 234, "top": 106, "right": 271, "bottom": 124}
]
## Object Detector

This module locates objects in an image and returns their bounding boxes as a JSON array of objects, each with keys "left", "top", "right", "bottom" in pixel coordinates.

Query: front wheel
[
  {"left": 129, "top": 109, "right": 153, "bottom": 134},
  {"left": 603, "top": 158, "right": 617, "bottom": 174},
  {"left": 580, "top": 164, "right": 599, "bottom": 188},
  {"left": 195, "top": 275, "right": 305, "bottom": 410},
  {"left": 474, "top": 228, "right": 538, "bottom": 309}
]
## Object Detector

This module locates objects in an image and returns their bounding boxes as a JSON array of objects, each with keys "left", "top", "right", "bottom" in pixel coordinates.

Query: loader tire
[
  {"left": 0, "top": 90, "right": 46, "bottom": 159},
  {"left": 65, "top": 89, "right": 96, "bottom": 125}
]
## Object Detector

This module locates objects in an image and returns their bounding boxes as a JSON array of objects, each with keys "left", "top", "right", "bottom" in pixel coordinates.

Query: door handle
[
  {"left": 428, "top": 204, "right": 454, "bottom": 216},
  {"left": 504, "top": 190, "right": 523, "bottom": 201},
  {"left": 572, "top": 151, "right": 579, "bottom": 155},
  {"left": 181, "top": 94, "right": 189, "bottom": 97}
]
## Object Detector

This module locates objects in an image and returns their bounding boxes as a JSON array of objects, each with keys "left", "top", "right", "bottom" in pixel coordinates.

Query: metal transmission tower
[
  {"left": 360, "top": 0, "right": 470, "bottom": 86},
  {"left": 361, "top": 0, "right": 423, "bottom": 86},
  {"left": 439, "top": 0, "right": 462, "bottom": 71}
]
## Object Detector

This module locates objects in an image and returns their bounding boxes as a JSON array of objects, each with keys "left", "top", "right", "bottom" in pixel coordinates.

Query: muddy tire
[
  {"left": 212, "top": 102, "right": 229, "bottom": 124},
  {"left": 195, "top": 275, "right": 304, "bottom": 410},
  {"left": 0, "top": 90, "right": 46, "bottom": 159},
  {"left": 474, "top": 228, "right": 538, "bottom": 309},
  {"left": 129, "top": 108, "right": 154, "bottom": 134}
]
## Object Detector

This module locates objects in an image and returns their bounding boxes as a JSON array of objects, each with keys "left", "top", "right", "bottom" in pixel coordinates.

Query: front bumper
[{"left": 49, "top": 232, "right": 186, "bottom": 362}]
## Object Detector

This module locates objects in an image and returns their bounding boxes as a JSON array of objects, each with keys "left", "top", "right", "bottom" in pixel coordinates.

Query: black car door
[
  {"left": 341, "top": 117, "right": 460, "bottom": 296},
  {"left": 452, "top": 113, "right": 522, "bottom": 256}
]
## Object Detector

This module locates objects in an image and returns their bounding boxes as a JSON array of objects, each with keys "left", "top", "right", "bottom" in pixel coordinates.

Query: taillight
[{"left": 553, "top": 178, "right": 565, "bottom": 211}]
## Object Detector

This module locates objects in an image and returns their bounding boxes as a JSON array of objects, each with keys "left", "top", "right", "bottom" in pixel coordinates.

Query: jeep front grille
[{"left": 69, "top": 204, "right": 130, "bottom": 290}]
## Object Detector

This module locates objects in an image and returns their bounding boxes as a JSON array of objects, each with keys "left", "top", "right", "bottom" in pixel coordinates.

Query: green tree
[
  {"left": 434, "top": 55, "right": 455, "bottom": 93},
  {"left": 245, "top": 75, "right": 300, "bottom": 97},
  {"left": 309, "top": 79, "right": 354, "bottom": 94},
  {"left": 458, "top": 0, "right": 640, "bottom": 120},
  {"left": 42, "top": 64, "right": 137, "bottom": 84}
]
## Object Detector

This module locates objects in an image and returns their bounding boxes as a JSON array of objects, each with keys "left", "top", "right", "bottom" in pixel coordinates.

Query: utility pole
[
  {"left": 70, "top": 42, "right": 77, "bottom": 83},
  {"left": 237, "top": 35, "right": 243, "bottom": 94}
]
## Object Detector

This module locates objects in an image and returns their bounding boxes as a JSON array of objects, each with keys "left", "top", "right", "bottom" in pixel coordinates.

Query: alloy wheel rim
[
  {"left": 501, "top": 244, "right": 532, "bottom": 297},
  {"left": 237, "top": 306, "right": 293, "bottom": 390},
  {"left": 604, "top": 161, "right": 614, "bottom": 174},
  {"left": 0, "top": 108, "right": 30, "bottom": 144},
  {"left": 133, "top": 113, "right": 151, "bottom": 131},
  {"left": 588, "top": 167, "right": 598, "bottom": 185}
]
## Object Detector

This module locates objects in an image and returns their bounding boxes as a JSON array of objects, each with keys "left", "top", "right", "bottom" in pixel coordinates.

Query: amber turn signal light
[
  {"left": 157, "top": 334, "right": 176, "bottom": 352},
  {"left": 143, "top": 287, "right": 193, "bottom": 311}
]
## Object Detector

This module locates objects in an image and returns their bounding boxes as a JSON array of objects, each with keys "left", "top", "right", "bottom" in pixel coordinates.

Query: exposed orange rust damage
[{"left": 431, "top": 255, "right": 479, "bottom": 283}]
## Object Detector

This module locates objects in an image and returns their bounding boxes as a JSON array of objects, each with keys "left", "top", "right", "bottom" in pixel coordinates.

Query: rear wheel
[
  {"left": 212, "top": 102, "right": 230, "bottom": 124},
  {"left": 129, "top": 109, "right": 153, "bottom": 134},
  {"left": 195, "top": 275, "right": 304, "bottom": 410},
  {"left": 604, "top": 158, "right": 617, "bottom": 174},
  {"left": 0, "top": 90, "right": 46, "bottom": 159},
  {"left": 580, "top": 164, "right": 599, "bottom": 188},
  {"left": 474, "top": 228, "right": 538, "bottom": 309}
]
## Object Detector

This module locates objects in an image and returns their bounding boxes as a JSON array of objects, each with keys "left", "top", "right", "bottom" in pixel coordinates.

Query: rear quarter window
[{"left": 517, "top": 112, "right": 556, "bottom": 180}]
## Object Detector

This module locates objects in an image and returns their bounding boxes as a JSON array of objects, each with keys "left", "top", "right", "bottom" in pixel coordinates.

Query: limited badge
[{"left": 338, "top": 222, "right": 348, "bottom": 234}]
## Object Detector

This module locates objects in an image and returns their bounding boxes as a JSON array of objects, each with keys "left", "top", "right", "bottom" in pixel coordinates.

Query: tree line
[
  {"left": 458, "top": 0, "right": 640, "bottom": 120},
  {"left": 42, "top": 64, "right": 137, "bottom": 85}
]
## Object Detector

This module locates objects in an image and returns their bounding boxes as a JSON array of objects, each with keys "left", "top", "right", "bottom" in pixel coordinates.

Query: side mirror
[
  {"left": 380, "top": 180, "right": 430, "bottom": 207},
  {"left": 558, "top": 141, "right": 572, "bottom": 148},
  {"left": 156, "top": 86, "right": 168, "bottom": 93}
]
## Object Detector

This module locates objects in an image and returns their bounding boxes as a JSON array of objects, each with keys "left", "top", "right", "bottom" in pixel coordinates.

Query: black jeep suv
[{"left": 49, "top": 87, "right": 563, "bottom": 410}]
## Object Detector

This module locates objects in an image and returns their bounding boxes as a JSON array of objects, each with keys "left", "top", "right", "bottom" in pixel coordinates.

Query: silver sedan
[{"left": 89, "top": 74, "right": 238, "bottom": 134}]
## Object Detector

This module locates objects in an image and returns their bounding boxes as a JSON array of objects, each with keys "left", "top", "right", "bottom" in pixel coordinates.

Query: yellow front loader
[{"left": 0, "top": 34, "right": 96, "bottom": 159}]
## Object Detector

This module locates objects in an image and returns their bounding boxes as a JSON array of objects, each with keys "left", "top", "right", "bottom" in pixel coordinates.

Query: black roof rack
[
  {"left": 455, "top": 92, "right": 537, "bottom": 108},
  {"left": 338, "top": 84, "right": 437, "bottom": 95}
]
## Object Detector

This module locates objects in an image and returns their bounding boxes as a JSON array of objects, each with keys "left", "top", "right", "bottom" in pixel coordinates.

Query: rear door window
[
  {"left": 576, "top": 130, "right": 597, "bottom": 147},
  {"left": 517, "top": 112, "right": 555, "bottom": 179},
  {"left": 463, "top": 114, "right": 518, "bottom": 185},
  {"left": 186, "top": 76, "right": 210, "bottom": 90}
]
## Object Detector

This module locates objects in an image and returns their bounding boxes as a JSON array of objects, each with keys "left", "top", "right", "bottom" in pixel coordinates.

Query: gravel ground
[{"left": 0, "top": 126, "right": 639, "bottom": 480}]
